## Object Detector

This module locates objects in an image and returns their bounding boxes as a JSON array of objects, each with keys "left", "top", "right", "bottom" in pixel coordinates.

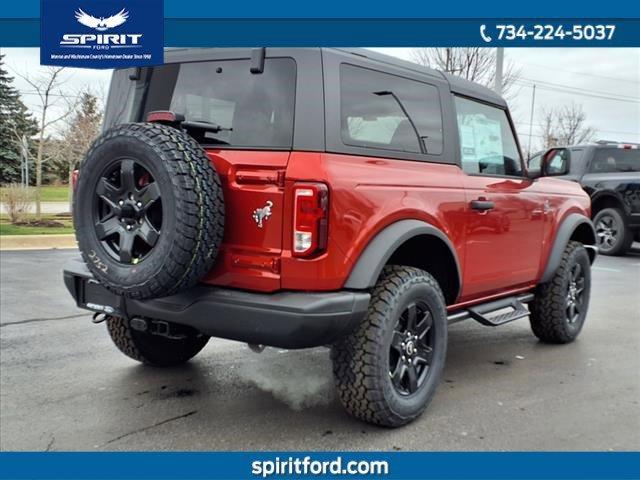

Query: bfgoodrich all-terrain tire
[
  {"left": 331, "top": 266, "right": 447, "bottom": 427},
  {"left": 74, "top": 123, "right": 224, "bottom": 299},
  {"left": 593, "top": 208, "right": 632, "bottom": 256},
  {"left": 106, "top": 316, "right": 209, "bottom": 366},
  {"left": 529, "top": 241, "right": 591, "bottom": 344}
]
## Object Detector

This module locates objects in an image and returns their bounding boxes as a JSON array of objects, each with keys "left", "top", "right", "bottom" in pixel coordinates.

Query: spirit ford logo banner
[{"left": 41, "top": 0, "right": 163, "bottom": 68}]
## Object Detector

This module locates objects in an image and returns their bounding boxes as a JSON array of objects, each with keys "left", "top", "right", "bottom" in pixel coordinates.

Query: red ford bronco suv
[{"left": 64, "top": 48, "right": 597, "bottom": 427}]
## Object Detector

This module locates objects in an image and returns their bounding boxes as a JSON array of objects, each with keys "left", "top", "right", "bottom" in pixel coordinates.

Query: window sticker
[{"left": 458, "top": 114, "right": 504, "bottom": 164}]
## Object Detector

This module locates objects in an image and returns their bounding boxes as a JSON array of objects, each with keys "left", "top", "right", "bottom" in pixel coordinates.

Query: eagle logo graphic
[{"left": 74, "top": 8, "right": 129, "bottom": 31}]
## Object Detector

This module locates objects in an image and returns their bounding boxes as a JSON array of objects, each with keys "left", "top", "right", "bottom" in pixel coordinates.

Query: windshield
[
  {"left": 131, "top": 57, "right": 296, "bottom": 148},
  {"left": 590, "top": 148, "right": 640, "bottom": 173}
]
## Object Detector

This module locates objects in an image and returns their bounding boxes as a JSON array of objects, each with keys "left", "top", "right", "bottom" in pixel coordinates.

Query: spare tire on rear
[{"left": 74, "top": 122, "right": 224, "bottom": 300}]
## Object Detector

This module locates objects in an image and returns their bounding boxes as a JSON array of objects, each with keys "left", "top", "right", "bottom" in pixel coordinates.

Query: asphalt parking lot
[{"left": 1, "top": 248, "right": 639, "bottom": 451}]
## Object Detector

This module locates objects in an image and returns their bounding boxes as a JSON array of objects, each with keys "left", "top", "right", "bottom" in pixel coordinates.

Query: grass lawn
[
  {"left": 0, "top": 213, "right": 74, "bottom": 236},
  {"left": 0, "top": 185, "right": 70, "bottom": 203}
]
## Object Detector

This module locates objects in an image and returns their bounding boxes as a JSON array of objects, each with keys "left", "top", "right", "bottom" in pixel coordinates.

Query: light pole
[
  {"left": 494, "top": 47, "right": 504, "bottom": 95},
  {"left": 527, "top": 84, "right": 536, "bottom": 159}
]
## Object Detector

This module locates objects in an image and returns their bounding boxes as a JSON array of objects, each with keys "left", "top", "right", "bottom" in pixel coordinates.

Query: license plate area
[{"left": 80, "top": 279, "right": 121, "bottom": 316}]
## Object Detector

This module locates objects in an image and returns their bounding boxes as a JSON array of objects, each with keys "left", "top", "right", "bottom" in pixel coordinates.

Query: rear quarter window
[{"left": 339, "top": 64, "right": 444, "bottom": 155}]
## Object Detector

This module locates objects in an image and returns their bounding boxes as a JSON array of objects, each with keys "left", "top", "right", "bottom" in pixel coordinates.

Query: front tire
[
  {"left": 529, "top": 241, "right": 591, "bottom": 344},
  {"left": 106, "top": 316, "right": 209, "bottom": 366},
  {"left": 331, "top": 266, "right": 447, "bottom": 427},
  {"left": 594, "top": 208, "right": 632, "bottom": 256}
]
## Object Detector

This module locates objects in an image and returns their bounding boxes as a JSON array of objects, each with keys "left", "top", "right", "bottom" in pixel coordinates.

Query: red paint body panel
[
  {"left": 282, "top": 152, "right": 468, "bottom": 292},
  {"left": 201, "top": 148, "right": 591, "bottom": 306},
  {"left": 461, "top": 175, "right": 546, "bottom": 299},
  {"left": 201, "top": 150, "right": 289, "bottom": 292}
]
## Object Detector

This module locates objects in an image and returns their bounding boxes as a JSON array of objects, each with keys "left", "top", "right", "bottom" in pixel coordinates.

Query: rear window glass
[
  {"left": 135, "top": 58, "right": 296, "bottom": 148},
  {"left": 590, "top": 148, "right": 640, "bottom": 173}
]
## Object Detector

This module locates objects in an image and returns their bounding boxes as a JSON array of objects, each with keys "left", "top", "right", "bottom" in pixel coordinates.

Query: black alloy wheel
[
  {"left": 389, "top": 300, "right": 435, "bottom": 395},
  {"left": 93, "top": 158, "right": 163, "bottom": 265},
  {"left": 565, "top": 262, "right": 586, "bottom": 325}
]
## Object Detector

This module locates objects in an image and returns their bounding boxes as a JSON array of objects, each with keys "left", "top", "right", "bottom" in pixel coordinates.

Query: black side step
[{"left": 448, "top": 293, "right": 534, "bottom": 327}]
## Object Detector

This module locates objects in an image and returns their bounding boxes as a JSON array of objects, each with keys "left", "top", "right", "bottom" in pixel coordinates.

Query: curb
[{"left": 0, "top": 234, "right": 77, "bottom": 251}]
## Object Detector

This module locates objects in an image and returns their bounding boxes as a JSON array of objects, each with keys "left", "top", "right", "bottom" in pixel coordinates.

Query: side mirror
[{"left": 542, "top": 148, "right": 570, "bottom": 176}]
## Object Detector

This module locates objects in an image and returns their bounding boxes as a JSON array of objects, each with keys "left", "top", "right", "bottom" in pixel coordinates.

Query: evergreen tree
[{"left": 0, "top": 54, "right": 38, "bottom": 185}]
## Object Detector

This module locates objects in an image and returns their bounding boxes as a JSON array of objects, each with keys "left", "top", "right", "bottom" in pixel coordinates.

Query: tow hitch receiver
[{"left": 129, "top": 317, "right": 188, "bottom": 340}]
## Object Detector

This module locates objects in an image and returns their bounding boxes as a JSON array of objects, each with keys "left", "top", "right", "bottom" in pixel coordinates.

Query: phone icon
[{"left": 480, "top": 24, "right": 493, "bottom": 43}]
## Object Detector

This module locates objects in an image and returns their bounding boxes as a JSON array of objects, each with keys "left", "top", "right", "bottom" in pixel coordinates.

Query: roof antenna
[
  {"left": 250, "top": 48, "right": 266, "bottom": 74},
  {"left": 129, "top": 67, "right": 141, "bottom": 81}
]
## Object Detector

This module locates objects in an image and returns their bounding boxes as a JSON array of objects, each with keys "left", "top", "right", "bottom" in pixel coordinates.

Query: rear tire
[
  {"left": 106, "top": 316, "right": 209, "bottom": 366},
  {"left": 529, "top": 241, "right": 591, "bottom": 344},
  {"left": 593, "top": 208, "right": 632, "bottom": 256},
  {"left": 331, "top": 266, "right": 447, "bottom": 427}
]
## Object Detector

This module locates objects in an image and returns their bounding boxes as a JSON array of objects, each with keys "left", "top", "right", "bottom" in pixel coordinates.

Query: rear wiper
[{"left": 181, "top": 119, "right": 233, "bottom": 134}]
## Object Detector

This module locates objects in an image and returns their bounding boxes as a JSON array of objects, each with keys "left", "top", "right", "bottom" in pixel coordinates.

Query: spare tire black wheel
[{"left": 74, "top": 123, "right": 224, "bottom": 299}]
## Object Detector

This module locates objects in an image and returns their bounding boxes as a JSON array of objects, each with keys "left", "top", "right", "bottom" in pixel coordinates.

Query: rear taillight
[
  {"left": 292, "top": 183, "right": 329, "bottom": 257},
  {"left": 72, "top": 169, "right": 79, "bottom": 190}
]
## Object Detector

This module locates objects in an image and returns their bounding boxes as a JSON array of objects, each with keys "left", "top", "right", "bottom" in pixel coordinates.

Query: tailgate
[{"left": 201, "top": 150, "right": 290, "bottom": 292}]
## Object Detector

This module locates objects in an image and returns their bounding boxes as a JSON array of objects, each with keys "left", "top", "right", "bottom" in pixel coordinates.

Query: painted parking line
[{"left": 592, "top": 266, "right": 622, "bottom": 272}]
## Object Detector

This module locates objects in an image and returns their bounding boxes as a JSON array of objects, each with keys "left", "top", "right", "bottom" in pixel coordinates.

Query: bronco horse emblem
[{"left": 252, "top": 201, "right": 273, "bottom": 228}]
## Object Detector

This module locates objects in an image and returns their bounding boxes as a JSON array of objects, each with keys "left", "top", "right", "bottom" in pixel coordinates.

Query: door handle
[{"left": 470, "top": 199, "right": 495, "bottom": 211}]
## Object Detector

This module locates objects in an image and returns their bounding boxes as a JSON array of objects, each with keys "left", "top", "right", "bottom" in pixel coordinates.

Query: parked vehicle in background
[
  {"left": 529, "top": 141, "right": 640, "bottom": 255},
  {"left": 65, "top": 48, "right": 597, "bottom": 427}
]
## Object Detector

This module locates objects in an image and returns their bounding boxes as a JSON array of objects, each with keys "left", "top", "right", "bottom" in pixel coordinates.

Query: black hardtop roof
[{"left": 162, "top": 47, "right": 507, "bottom": 107}]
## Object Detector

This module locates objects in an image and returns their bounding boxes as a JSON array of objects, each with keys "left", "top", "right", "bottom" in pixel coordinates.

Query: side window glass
[
  {"left": 454, "top": 96, "right": 523, "bottom": 176},
  {"left": 528, "top": 152, "right": 543, "bottom": 172},
  {"left": 569, "top": 149, "right": 584, "bottom": 171},
  {"left": 340, "top": 64, "right": 444, "bottom": 155},
  {"left": 590, "top": 148, "right": 640, "bottom": 173}
]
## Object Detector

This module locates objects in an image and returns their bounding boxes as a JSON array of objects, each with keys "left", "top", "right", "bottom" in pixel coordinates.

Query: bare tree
[
  {"left": 538, "top": 102, "right": 596, "bottom": 150},
  {"left": 539, "top": 107, "right": 558, "bottom": 149},
  {"left": 411, "top": 48, "right": 520, "bottom": 97},
  {"left": 15, "top": 67, "right": 76, "bottom": 218},
  {"left": 47, "top": 90, "right": 103, "bottom": 212}
]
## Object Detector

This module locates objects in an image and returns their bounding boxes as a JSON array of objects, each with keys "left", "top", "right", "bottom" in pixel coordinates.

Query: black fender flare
[
  {"left": 590, "top": 190, "right": 631, "bottom": 217},
  {"left": 344, "top": 219, "right": 462, "bottom": 296},
  {"left": 540, "top": 213, "right": 597, "bottom": 283}
]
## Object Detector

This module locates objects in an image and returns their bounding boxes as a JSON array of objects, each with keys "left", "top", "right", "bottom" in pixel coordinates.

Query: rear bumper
[{"left": 63, "top": 257, "right": 370, "bottom": 349}]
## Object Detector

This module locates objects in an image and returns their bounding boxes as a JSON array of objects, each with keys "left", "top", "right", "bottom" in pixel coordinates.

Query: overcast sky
[{"left": 2, "top": 47, "right": 639, "bottom": 149}]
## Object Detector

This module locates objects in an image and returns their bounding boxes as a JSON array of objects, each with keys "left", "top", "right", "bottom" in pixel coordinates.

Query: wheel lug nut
[
  {"left": 136, "top": 202, "right": 142, "bottom": 208},
  {"left": 401, "top": 356, "right": 406, "bottom": 362},
  {"left": 118, "top": 200, "right": 124, "bottom": 206}
]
